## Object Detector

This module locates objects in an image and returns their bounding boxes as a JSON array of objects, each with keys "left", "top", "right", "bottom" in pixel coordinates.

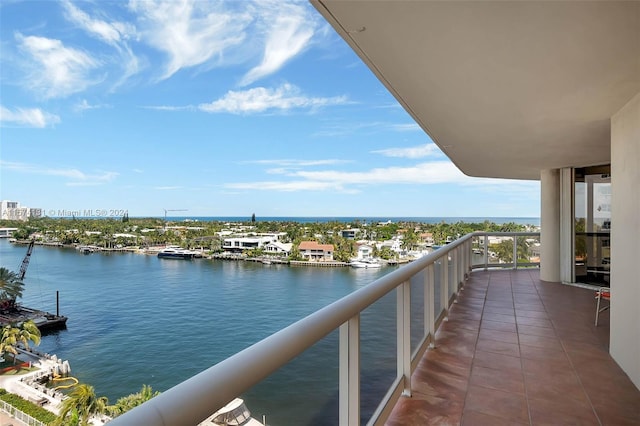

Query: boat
[
  {"left": 198, "top": 398, "right": 264, "bottom": 426},
  {"left": 350, "top": 259, "right": 383, "bottom": 269},
  {"left": 157, "top": 246, "right": 196, "bottom": 259}
]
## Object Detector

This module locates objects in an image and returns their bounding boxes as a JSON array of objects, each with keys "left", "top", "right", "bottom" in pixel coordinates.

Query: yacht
[
  {"left": 198, "top": 398, "right": 264, "bottom": 426},
  {"left": 157, "top": 246, "right": 196, "bottom": 259},
  {"left": 350, "top": 259, "right": 382, "bottom": 269}
]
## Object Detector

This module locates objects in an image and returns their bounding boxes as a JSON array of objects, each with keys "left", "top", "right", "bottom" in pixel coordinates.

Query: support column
[{"left": 540, "top": 169, "right": 560, "bottom": 282}]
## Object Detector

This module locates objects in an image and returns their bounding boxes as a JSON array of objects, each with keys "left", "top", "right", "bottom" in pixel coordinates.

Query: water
[{"left": 0, "top": 239, "right": 402, "bottom": 425}]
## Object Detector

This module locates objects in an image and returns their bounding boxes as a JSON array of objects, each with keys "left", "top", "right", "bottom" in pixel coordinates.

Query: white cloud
[
  {"left": 62, "top": 1, "right": 141, "bottom": 89},
  {"left": 293, "top": 161, "right": 467, "bottom": 185},
  {"left": 198, "top": 83, "right": 348, "bottom": 114},
  {"left": 224, "top": 160, "right": 538, "bottom": 194},
  {"left": 129, "top": 0, "right": 250, "bottom": 80},
  {"left": 225, "top": 180, "right": 344, "bottom": 192},
  {"left": 74, "top": 99, "right": 110, "bottom": 112},
  {"left": 372, "top": 143, "right": 442, "bottom": 159},
  {"left": 391, "top": 123, "right": 421, "bottom": 132},
  {"left": 16, "top": 33, "right": 100, "bottom": 99},
  {"left": 0, "top": 106, "right": 60, "bottom": 128},
  {"left": 243, "top": 159, "right": 351, "bottom": 167},
  {"left": 1, "top": 161, "right": 118, "bottom": 185},
  {"left": 62, "top": 0, "right": 135, "bottom": 46},
  {"left": 240, "top": 2, "right": 316, "bottom": 86}
]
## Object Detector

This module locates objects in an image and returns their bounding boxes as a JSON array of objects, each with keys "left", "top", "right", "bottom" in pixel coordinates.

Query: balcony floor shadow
[{"left": 386, "top": 269, "right": 640, "bottom": 426}]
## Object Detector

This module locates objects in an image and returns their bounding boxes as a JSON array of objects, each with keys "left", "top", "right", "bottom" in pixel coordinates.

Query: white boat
[
  {"left": 157, "top": 246, "right": 195, "bottom": 259},
  {"left": 350, "top": 259, "right": 382, "bottom": 269},
  {"left": 198, "top": 398, "right": 264, "bottom": 426}
]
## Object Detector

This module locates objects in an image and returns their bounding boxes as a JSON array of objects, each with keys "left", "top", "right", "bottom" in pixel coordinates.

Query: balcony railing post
[
  {"left": 457, "top": 246, "right": 464, "bottom": 290},
  {"left": 442, "top": 255, "right": 449, "bottom": 320},
  {"left": 513, "top": 233, "right": 518, "bottom": 269},
  {"left": 425, "top": 264, "right": 436, "bottom": 348},
  {"left": 464, "top": 240, "right": 470, "bottom": 278},
  {"left": 452, "top": 249, "right": 458, "bottom": 302},
  {"left": 339, "top": 315, "right": 360, "bottom": 426},
  {"left": 397, "top": 281, "right": 412, "bottom": 397},
  {"left": 483, "top": 234, "right": 489, "bottom": 270}
]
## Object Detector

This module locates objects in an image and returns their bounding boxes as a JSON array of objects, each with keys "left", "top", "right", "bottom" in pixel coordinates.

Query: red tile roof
[{"left": 298, "top": 241, "right": 334, "bottom": 251}]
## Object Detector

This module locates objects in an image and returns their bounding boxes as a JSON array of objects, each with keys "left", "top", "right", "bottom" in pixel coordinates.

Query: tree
[
  {"left": 251, "top": 213, "right": 256, "bottom": 223},
  {"left": 0, "top": 268, "right": 25, "bottom": 311},
  {"left": 107, "top": 384, "right": 160, "bottom": 417},
  {"left": 0, "top": 320, "right": 41, "bottom": 364},
  {"left": 492, "top": 237, "right": 531, "bottom": 264},
  {"left": 401, "top": 230, "right": 419, "bottom": 252},
  {"left": 54, "top": 384, "right": 108, "bottom": 426}
]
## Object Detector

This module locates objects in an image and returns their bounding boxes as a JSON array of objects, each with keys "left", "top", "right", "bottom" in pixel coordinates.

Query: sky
[{"left": 0, "top": 0, "right": 540, "bottom": 219}]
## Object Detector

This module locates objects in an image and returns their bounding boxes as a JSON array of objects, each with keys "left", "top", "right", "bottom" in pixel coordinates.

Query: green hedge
[{"left": 0, "top": 389, "right": 57, "bottom": 424}]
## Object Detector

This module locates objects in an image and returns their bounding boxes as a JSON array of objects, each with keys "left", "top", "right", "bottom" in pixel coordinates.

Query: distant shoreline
[{"left": 40, "top": 216, "right": 542, "bottom": 226}]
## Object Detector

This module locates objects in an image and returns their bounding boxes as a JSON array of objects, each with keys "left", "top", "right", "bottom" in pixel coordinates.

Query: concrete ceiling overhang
[{"left": 311, "top": 1, "right": 640, "bottom": 180}]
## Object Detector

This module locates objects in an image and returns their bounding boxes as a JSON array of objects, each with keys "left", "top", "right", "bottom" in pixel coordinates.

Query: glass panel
[{"left": 575, "top": 166, "right": 611, "bottom": 285}]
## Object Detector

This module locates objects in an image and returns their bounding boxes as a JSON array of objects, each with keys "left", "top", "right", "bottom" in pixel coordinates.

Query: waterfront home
[
  {"left": 222, "top": 236, "right": 278, "bottom": 253},
  {"left": 419, "top": 232, "right": 434, "bottom": 247},
  {"left": 376, "top": 237, "right": 402, "bottom": 255},
  {"left": 355, "top": 244, "right": 373, "bottom": 260},
  {"left": 297, "top": 241, "right": 334, "bottom": 262},
  {"left": 111, "top": 2, "right": 639, "bottom": 425},
  {"left": 264, "top": 241, "right": 293, "bottom": 256}
]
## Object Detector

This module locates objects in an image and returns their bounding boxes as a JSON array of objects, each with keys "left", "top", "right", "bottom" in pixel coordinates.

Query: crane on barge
[
  {"left": 3, "top": 239, "right": 68, "bottom": 331},
  {"left": 17, "top": 239, "right": 35, "bottom": 280}
]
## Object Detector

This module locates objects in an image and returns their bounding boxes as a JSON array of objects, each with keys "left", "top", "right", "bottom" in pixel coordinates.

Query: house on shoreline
[{"left": 298, "top": 241, "right": 334, "bottom": 262}]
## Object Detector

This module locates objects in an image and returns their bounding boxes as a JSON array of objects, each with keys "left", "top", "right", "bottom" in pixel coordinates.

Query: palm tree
[
  {"left": 0, "top": 268, "right": 25, "bottom": 307},
  {"left": 54, "top": 384, "right": 108, "bottom": 426},
  {"left": 107, "top": 384, "right": 160, "bottom": 417},
  {"left": 0, "top": 320, "right": 41, "bottom": 364}
]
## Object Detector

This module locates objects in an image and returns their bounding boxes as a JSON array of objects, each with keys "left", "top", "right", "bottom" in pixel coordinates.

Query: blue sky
[{"left": 0, "top": 0, "right": 540, "bottom": 219}]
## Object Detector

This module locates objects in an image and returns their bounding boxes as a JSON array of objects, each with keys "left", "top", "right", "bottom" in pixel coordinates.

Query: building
[
  {"left": 355, "top": 244, "right": 373, "bottom": 260},
  {"left": 312, "top": 0, "right": 640, "bottom": 390},
  {"left": 222, "top": 235, "right": 278, "bottom": 253},
  {"left": 264, "top": 241, "right": 293, "bottom": 256},
  {"left": 0, "top": 228, "right": 18, "bottom": 238},
  {"left": 0, "top": 200, "right": 43, "bottom": 221},
  {"left": 297, "top": 241, "right": 334, "bottom": 261},
  {"left": 340, "top": 229, "right": 359, "bottom": 239}
]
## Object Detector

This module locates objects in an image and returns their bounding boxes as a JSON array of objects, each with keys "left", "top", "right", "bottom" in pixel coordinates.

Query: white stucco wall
[{"left": 610, "top": 91, "right": 640, "bottom": 389}]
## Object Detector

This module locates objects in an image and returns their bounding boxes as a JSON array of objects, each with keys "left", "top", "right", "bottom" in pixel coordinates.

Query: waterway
[{"left": 0, "top": 239, "right": 409, "bottom": 425}]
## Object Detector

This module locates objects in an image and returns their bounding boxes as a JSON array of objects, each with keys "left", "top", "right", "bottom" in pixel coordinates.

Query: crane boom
[{"left": 18, "top": 239, "right": 35, "bottom": 280}]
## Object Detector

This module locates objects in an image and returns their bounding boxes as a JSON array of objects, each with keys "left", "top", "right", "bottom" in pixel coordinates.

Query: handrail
[{"left": 109, "top": 231, "right": 538, "bottom": 425}]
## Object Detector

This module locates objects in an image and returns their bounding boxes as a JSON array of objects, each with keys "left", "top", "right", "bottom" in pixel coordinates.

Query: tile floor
[{"left": 386, "top": 269, "right": 640, "bottom": 425}]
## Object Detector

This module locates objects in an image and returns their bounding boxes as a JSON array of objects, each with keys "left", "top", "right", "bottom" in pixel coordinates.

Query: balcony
[
  {"left": 387, "top": 268, "right": 640, "bottom": 425},
  {"left": 110, "top": 232, "right": 639, "bottom": 425}
]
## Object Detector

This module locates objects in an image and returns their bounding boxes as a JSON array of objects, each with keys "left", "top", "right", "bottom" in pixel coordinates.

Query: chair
[{"left": 595, "top": 287, "right": 610, "bottom": 326}]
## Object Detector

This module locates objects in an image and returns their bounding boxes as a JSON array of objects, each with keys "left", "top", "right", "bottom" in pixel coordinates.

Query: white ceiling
[{"left": 312, "top": 1, "right": 640, "bottom": 180}]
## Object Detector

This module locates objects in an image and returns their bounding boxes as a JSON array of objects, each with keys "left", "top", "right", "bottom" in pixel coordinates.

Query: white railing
[
  {"left": 109, "top": 231, "right": 539, "bottom": 426},
  {"left": 470, "top": 231, "right": 541, "bottom": 270},
  {"left": 0, "top": 400, "right": 47, "bottom": 426}
]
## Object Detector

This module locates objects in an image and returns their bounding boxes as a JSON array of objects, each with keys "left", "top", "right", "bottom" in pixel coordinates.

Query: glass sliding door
[{"left": 575, "top": 165, "right": 611, "bottom": 285}]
